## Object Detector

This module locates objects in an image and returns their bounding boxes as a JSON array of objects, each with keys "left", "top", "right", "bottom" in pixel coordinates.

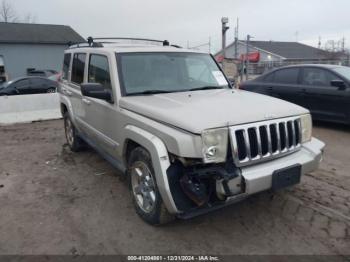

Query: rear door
[
  {"left": 269, "top": 67, "right": 304, "bottom": 106},
  {"left": 67, "top": 53, "right": 87, "bottom": 133},
  {"left": 300, "top": 67, "right": 349, "bottom": 122}
]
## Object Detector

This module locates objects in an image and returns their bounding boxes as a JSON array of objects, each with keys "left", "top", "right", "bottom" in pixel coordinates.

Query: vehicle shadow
[{"left": 313, "top": 120, "right": 350, "bottom": 132}]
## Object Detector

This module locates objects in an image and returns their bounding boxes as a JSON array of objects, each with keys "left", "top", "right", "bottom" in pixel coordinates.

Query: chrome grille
[{"left": 230, "top": 117, "right": 302, "bottom": 167}]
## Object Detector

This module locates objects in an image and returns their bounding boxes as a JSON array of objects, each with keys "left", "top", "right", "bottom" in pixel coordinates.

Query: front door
[
  {"left": 81, "top": 53, "right": 121, "bottom": 159},
  {"left": 300, "top": 67, "right": 349, "bottom": 122}
]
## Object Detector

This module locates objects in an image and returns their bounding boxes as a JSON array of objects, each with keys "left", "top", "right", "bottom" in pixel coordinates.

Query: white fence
[{"left": 0, "top": 93, "right": 62, "bottom": 125}]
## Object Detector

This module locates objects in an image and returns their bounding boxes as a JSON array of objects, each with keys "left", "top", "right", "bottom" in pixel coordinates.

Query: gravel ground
[{"left": 0, "top": 120, "right": 349, "bottom": 256}]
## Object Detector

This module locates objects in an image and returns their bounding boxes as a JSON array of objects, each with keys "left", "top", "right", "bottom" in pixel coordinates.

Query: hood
[{"left": 119, "top": 89, "right": 309, "bottom": 134}]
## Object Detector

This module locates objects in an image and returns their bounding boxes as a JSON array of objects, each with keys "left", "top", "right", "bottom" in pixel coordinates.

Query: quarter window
[
  {"left": 273, "top": 68, "right": 299, "bottom": 84},
  {"left": 71, "top": 53, "right": 86, "bottom": 84},
  {"left": 62, "top": 53, "right": 72, "bottom": 80},
  {"left": 88, "top": 54, "right": 111, "bottom": 89}
]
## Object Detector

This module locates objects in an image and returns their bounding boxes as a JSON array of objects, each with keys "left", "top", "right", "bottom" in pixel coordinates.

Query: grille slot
[
  {"left": 259, "top": 126, "right": 269, "bottom": 155},
  {"left": 248, "top": 128, "right": 259, "bottom": 158},
  {"left": 270, "top": 124, "right": 278, "bottom": 153},
  {"left": 236, "top": 130, "right": 247, "bottom": 161},
  {"left": 230, "top": 117, "right": 302, "bottom": 167}
]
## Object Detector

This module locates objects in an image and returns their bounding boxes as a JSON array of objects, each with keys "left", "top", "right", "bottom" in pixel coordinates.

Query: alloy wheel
[{"left": 130, "top": 161, "right": 157, "bottom": 213}]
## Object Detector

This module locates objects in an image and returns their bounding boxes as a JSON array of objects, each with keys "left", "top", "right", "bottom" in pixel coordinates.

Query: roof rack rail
[{"left": 69, "top": 37, "right": 182, "bottom": 49}]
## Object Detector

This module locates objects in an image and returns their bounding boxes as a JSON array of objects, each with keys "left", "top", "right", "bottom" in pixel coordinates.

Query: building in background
[
  {"left": 0, "top": 22, "right": 84, "bottom": 80},
  {"left": 215, "top": 40, "right": 349, "bottom": 75}
]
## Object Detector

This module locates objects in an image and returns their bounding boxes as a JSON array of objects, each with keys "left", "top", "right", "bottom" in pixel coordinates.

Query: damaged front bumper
[
  {"left": 238, "top": 137, "right": 324, "bottom": 196},
  {"left": 164, "top": 137, "right": 325, "bottom": 218}
]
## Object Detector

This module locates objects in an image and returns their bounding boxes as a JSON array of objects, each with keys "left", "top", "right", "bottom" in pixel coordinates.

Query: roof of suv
[{"left": 66, "top": 43, "right": 208, "bottom": 54}]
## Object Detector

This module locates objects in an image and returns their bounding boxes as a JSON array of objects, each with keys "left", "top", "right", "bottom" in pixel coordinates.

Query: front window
[
  {"left": 302, "top": 68, "right": 341, "bottom": 87},
  {"left": 333, "top": 67, "right": 350, "bottom": 81},
  {"left": 117, "top": 52, "right": 229, "bottom": 96},
  {"left": 88, "top": 54, "right": 112, "bottom": 89}
]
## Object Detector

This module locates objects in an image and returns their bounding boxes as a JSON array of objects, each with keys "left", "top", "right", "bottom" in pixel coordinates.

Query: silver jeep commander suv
[{"left": 59, "top": 37, "right": 325, "bottom": 225}]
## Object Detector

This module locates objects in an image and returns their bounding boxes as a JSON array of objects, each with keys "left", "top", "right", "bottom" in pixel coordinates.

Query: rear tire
[
  {"left": 63, "top": 112, "right": 85, "bottom": 152},
  {"left": 128, "top": 147, "right": 174, "bottom": 225}
]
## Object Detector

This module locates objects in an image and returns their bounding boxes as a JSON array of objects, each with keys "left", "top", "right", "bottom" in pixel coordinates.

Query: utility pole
[
  {"left": 341, "top": 37, "right": 346, "bottom": 52},
  {"left": 234, "top": 18, "right": 239, "bottom": 59},
  {"left": 221, "top": 17, "right": 229, "bottom": 70},
  {"left": 246, "top": 34, "right": 252, "bottom": 81},
  {"left": 318, "top": 36, "right": 322, "bottom": 49}
]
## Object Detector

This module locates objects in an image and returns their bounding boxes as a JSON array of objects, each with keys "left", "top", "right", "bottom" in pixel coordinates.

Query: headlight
[
  {"left": 300, "top": 114, "right": 312, "bottom": 143},
  {"left": 202, "top": 128, "right": 228, "bottom": 163}
]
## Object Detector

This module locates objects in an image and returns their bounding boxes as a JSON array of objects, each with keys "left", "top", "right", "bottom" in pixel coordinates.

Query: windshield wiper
[
  {"left": 188, "top": 86, "right": 226, "bottom": 92},
  {"left": 127, "top": 90, "right": 174, "bottom": 96}
]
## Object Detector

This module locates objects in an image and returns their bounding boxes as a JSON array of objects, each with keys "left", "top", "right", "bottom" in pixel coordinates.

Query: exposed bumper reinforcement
[{"left": 177, "top": 137, "right": 324, "bottom": 218}]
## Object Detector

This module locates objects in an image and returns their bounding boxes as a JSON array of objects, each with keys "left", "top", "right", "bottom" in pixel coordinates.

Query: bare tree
[
  {"left": 0, "top": 0, "right": 18, "bottom": 23},
  {"left": 23, "top": 13, "right": 37, "bottom": 23}
]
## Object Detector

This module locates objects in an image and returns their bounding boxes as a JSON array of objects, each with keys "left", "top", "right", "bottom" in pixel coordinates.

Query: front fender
[{"left": 124, "top": 125, "right": 179, "bottom": 214}]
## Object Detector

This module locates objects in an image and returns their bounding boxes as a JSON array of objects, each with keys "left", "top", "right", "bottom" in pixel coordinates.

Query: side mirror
[
  {"left": 330, "top": 80, "right": 346, "bottom": 90},
  {"left": 81, "top": 83, "right": 113, "bottom": 103}
]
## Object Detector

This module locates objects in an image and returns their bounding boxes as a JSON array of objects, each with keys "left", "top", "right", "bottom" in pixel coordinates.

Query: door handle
[{"left": 82, "top": 98, "right": 91, "bottom": 105}]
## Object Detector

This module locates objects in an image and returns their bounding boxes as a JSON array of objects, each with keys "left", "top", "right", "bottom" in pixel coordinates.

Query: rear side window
[
  {"left": 28, "top": 71, "right": 45, "bottom": 77},
  {"left": 14, "top": 79, "right": 30, "bottom": 89},
  {"left": 71, "top": 53, "right": 86, "bottom": 84},
  {"left": 88, "top": 54, "right": 111, "bottom": 89},
  {"left": 62, "top": 53, "right": 71, "bottom": 80},
  {"left": 263, "top": 72, "right": 275, "bottom": 82},
  {"left": 273, "top": 68, "right": 299, "bottom": 84}
]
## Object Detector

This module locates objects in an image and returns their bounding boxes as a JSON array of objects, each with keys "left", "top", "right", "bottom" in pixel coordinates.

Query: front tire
[
  {"left": 128, "top": 147, "right": 174, "bottom": 225},
  {"left": 63, "top": 112, "right": 85, "bottom": 152}
]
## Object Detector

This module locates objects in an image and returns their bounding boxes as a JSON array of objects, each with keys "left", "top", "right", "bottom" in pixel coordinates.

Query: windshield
[
  {"left": 117, "top": 52, "right": 229, "bottom": 95},
  {"left": 333, "top": 67, "right": 350, "bottom": 81}
]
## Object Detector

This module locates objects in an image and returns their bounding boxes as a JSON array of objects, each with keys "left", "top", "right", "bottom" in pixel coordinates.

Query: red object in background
[
  {"left": 215, "top": 55, "right": 225, "bottom": 63},
  {"left": 240, "top": 52, "right": 260, "bottom": 63}
]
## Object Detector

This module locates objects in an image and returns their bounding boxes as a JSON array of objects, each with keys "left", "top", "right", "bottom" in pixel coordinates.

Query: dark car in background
[
  {"left": 27, "top": 69, "right": 61, "bottom": 82},
  {"left": 240, "top": 64, "right": 350, "bottom": 125},
  {"left": 0, "top": 77, "right": 58, "bottom": 96}
]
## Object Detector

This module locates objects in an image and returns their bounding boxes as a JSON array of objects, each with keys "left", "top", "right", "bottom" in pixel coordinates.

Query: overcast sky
[{"left": 10, "top": 0, "right": 350, "bottom": 52}]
